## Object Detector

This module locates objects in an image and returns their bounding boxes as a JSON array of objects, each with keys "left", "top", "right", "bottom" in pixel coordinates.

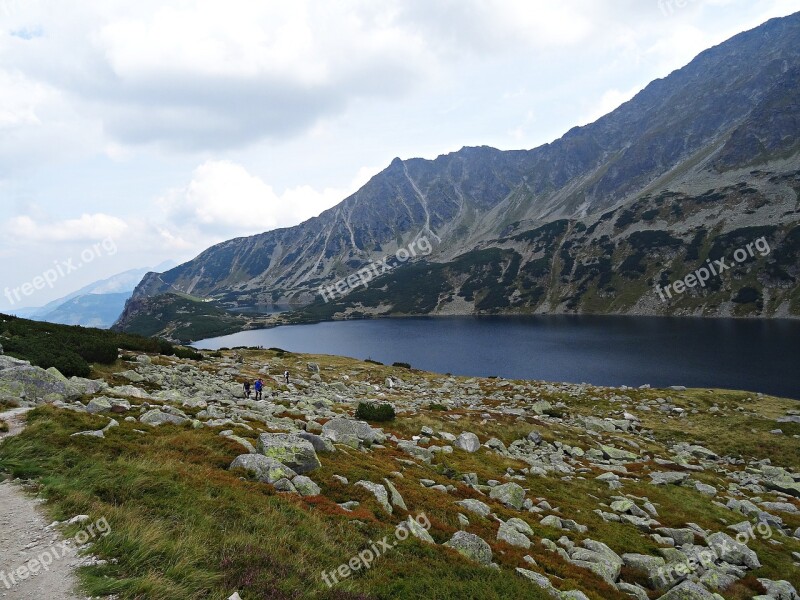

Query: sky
[{"left": 1, "top": 0, "right": 799, "bottom": 312}]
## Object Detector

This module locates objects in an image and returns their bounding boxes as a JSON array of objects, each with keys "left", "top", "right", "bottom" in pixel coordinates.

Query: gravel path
[{"left": 0, "top": 408, "right": 83, "bottom": 599}]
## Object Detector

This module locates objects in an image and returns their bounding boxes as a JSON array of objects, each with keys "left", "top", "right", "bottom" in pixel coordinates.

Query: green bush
[
  {"left": 392, "top": 362, "right": 411, "bottom": 369},
  {"left": 355, "top": 402, "right": 396, "bottom": 422},
  {"left": 173, "top": 346, "right": 204, "bottom": 360}
]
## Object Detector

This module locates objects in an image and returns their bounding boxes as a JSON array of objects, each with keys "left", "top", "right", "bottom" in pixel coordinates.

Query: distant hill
[{"left": 15, "top": 261, "right": 175, "bottom": 328}]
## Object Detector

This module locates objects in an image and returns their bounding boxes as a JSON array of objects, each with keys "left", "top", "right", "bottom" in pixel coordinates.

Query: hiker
[
  {"left": 254, "top": 378, "right": 263, "bottom": 400},
  {"left": 243, "top": 380, "right": 251, "bottom": 399},
  {"left": 283, "top": 370, "right": 290, "bottom": 385}
]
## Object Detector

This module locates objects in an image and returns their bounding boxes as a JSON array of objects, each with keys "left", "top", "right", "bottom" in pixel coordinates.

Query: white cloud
[
  {"left": 5, "top": 213, "right": 128, "bottom": 242},
  {"left": 579, "top": 85, "right": 644, "bottom": 126},
  {"left": 152, "top": 159, "right": 374, "bottom": 249}
]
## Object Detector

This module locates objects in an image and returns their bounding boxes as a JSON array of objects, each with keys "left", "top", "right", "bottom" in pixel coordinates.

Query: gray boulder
[
  {"left": 397, "top": 440, "right": 434, "bottom": 463},
  {"left": 707, "top": 532, "right": 760, "bottom": 569},
  {"left": 454, "top": 432, "right": 480, "bottom": 453},
  {"left": 86, "top": 397, "right": 113, "bottom": 414},
  {"left": 140, "top": 409, "right": 187, "bottom": 426},
  {"left": 622, "top": 553, "right": 667, "bottom": 587},
  {"left": 656, "top": 581, "right": 716, "bottom": 600},
  {"left": 321, "top": 418, "right": 384, "bottom": 447},
  {"left": 230, "top": 454, "right": 297, "bottom": 484},
  {"left": 498, "top": 521, "right": 531, "bottom": 549},
  {"left": 257, "top": 433, "right": 321, "bottom": 474},
  {"left": 650, "top": 471, "right": 690, "bottom": 485},
  {"left": 403, "top": 516, "right": 434, "bottom": 543},
  {"left": 297, "top": 431, "right": 335, "bottom": 453},
  {"left": 292, "top": 475, "right": 321, "bottom": 496},
  {"left": 444, "top": 531, "right": 492, "bottom": 565},
  {"left": 383, "top": 478, "right": 407, "bottom": 511},
  {"left": 456, "top": 498, "right": 492, "bottom": 518},
  {"left": 515, "top": 568, "right": 558, "bottom": 595},
  {"left": 757, "top": 579, "right": 799, "bottom": 600},
  {"left": 489, "top": 482, "right": 526, "bottom": 509},
  {"left": 0, "top": 359, "right": 80, "bottom": 403},
  {"left": 355, "top": 481, "right": 392, "bottom": 514}
]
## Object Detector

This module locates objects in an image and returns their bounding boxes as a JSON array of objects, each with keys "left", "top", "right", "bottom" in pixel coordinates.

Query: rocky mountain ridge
[{"left": 117, "top": 13, "right": 800, "bottom": 336}]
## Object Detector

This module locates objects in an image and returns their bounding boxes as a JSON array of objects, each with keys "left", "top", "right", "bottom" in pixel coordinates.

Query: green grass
[{"left": 0, "top": 407, "right": 551, "bottom": 600}]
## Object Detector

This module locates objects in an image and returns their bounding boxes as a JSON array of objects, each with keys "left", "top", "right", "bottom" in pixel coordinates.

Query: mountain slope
[
  {"left": 118, "top": 13, "right": 800, "bottom": 336},
  {"left": 15, "top": 261, "right": 175, "bottom": 328}
]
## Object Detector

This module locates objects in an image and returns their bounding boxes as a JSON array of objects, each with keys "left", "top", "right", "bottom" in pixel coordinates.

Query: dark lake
[{"left": 194, "top": 315, "right": 800, "bottom": 399}]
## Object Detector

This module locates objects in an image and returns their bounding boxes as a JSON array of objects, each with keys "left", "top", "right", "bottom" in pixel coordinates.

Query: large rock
[
  {"left": 707, "top": 532, "right": 760, "bottom": 569},
  {"left": 321, "top": 418, "right": 384, "bottom": 447},
  {"left": 497, "top": 521, "right": 531, "bottom": 548},
  {"left": 757, "top": 578, "right": 799, "bottom": 600},
  {"left": 297, "top": 431, "right": 335, "bottom": 453},
  {"left": 0, "top": 359, "right": 80, "bottom": 403},
  {"left": 257, "top": 433, "right": 321, "bottom": 474},
  {"left": 230, "top": 454, "right": 297, "bottom": 484},
  {"left": 397, "top": 440, "right": 434, "bottom": 463},
  {"left": 383, "top": 478, "right": 407, "bottom": 511},
  {"left": 355, "top": 481, "right": 392, "bottom": 514},
  {"left": 86, "top": 396, "right": 130, "bottom": 414},
  {"left": 404, "top": 516, "right": 434, "bottom": 543},
  {"left": 650, "top": 471, "right": 690, "bottom": 485},
  {"left": 569, "top": 539, "right": 623, "bottom": 584},
  {"left": 515, "top": 568, "right": 558, "bottom": 595},
  {"left": 140, "top": 409, "right": 187, "bottom": 426},
  {"left": 456, "top": 499, "right": 492, "bottom": 518},
  {"left": 291, "top": 475, "right": 321, "bottom": 496},
  {"left": 489, "top": 482, "right": 526, "bottom": 509},
  {"left": 454, "top": 432, "right": 480, "bottom": 453},
  {"left": 600, "top": 445, "right": 639, "bottom": 461},
  {"left": 622, "top": 553, "right": 667, "bottom": 587},
  {"left": 444, "top": 531, "right": 492, "bottom": 565},
  {"left": 656, "top": 581, "right": 716, "bottom": 600}
]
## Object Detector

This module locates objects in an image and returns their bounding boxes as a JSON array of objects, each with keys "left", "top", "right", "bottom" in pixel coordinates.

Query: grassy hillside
[
  {"left": 0, "top": 313, "right": 200, "bottom": 376},
  {"left": 1, "top": 343, "right": 798, "bottom": 599}
]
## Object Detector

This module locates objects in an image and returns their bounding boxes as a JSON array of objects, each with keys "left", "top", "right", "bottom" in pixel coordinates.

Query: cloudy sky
[{"left": 2, "top": 0, "right": 799, "bottom": 311}]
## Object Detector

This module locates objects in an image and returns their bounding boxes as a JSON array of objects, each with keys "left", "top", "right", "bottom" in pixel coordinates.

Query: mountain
[
  {"left": 118, "top": 13, "right": 800, "bottom": 339},
  {"left": 36, "top": 292, "right": 133, "bottom": 329},
  {"left": 16, "top": 261, "right": 175, "bottom": 328}
]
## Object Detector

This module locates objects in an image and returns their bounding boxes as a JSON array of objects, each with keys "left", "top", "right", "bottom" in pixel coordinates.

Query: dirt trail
[{"left": 0, "top": 408, "right": 83, "bottom": 599}]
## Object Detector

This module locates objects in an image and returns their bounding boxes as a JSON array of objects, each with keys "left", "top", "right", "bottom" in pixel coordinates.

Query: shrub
[
  {"left": 392, "top": 362, "right": 411, "bottom": 369},
  {"left": 173, "top": 346, "right": 204, "bottom": 360},
  {"left": 427, "top": 403, "right": 447, "bottom": 411},
  {"left": 355, "top": 402, "right": 396, "bottom": 422},
  {"left": 0, "top": 420, "right": 8, "bottom": 433},
  {"left": 732, "top": 286, "right": 760, "bottom": 304},
  {"left": 543, "top": 407, "right": 566, "bottom": 419}
]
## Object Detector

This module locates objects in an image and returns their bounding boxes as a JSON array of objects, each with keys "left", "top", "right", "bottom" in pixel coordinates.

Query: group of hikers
[{"left": 242, "top": 370, "right": 290, "bottom": 399}]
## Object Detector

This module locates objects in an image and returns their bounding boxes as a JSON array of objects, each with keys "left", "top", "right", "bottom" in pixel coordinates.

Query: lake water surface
[{"left": 194, "top": 315, "right": 800, "bottom": 399}]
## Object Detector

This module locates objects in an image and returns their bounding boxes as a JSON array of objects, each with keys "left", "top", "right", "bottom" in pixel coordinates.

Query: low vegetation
[{"left": 0, "top": 313, "right": 202, "bottom": 377}]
